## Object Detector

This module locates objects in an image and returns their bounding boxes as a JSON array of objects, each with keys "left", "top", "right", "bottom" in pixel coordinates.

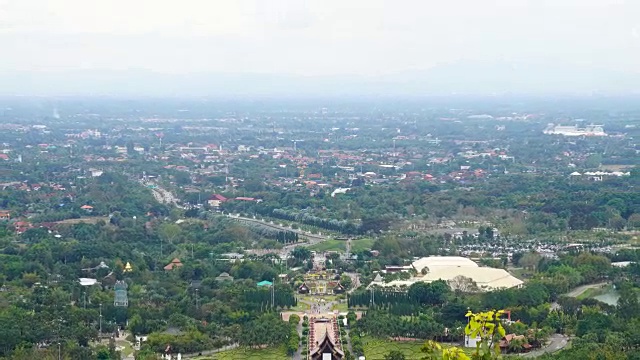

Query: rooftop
[{"left": 411, "top": 256, "right": 478, "bottom": 273}]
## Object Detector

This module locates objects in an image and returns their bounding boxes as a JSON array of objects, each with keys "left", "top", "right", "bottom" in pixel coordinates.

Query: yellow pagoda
[{"left": 123, "top": 262, "right": 133, "bottom": 272}]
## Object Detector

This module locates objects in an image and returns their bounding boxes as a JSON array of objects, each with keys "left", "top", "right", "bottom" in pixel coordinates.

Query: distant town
[{"left": 0, "top": 97, "right": 639, "bottom": 360}]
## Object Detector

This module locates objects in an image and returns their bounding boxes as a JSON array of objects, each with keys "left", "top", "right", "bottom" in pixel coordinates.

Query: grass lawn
[
  {"left": 115, "top": 340, "right": 134, "bottom": 357},
  {"left": 508, "top": 267, "right": 534, "bottom": 282},
  {"left": 194, "top": 346, "right": 287, "bottom": 360},
  {"left": 309, "top": 239, "right": 347, "bottom": 252},
  {"left": 577, "top": 285, "right": 608, "bottom": 300},
  {"left": 361, "top": 337, "right": 472, "bottom": 360},
  {"left": 290, "top": 301, "right": 311, "bottom": 311},
  {"left": 332, "top": 301, "right": 348, "bottom": 312},
  {"left": 362, "top": 337, "right": 425, "bottom": 359},
  {"left": 350, "top": 238, "right": 375, "bottom": 252}
]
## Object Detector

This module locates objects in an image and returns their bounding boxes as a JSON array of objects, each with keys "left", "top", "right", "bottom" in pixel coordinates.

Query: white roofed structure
[
  {"left": 411, "top": 256, "right": 478, "bottom": 274},
  {"left": 421, "top": 267, "right": 523, "bottom": 291},
  {"left": 79, "top": 278, "right": 98, "bottom": 286},
  {"left": 370, "top": 256, "right": 523, "bottom": 292}
]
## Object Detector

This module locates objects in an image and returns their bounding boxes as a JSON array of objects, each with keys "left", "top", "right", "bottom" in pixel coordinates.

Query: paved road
[
  {"left": 229, "top": 214, "right": 328, "bottom": 244},
  {"left": 293, "top": 320, "right": 304, "bottom": 360},
  {"left": 143, "top": 181, "right": 184, "bottom": 209},
  {"left": 521, "top": 334, "right": 570, "bottom": 358}
]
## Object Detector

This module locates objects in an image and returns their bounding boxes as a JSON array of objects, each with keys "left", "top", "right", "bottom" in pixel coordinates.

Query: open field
[
  {"left": 309, "top": 239, "right": 346, "bottom": 252},
  {"left": 350, "top": 238, "right": 375, "bottom": 252},
  {"left": 193, "top": 346, "right": 287, "bottom": 359}
]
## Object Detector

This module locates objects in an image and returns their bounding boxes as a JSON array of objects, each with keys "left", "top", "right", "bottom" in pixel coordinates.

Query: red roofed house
[
  {"left": 164, "top": 258, "right": 183, "bottom": 271},
  {"left": 499, "top": 334, "right": 532, "bottom": 353},
  {"left": 0, "top": 154, "right": 9, "bottom": 161},
  {"left": 208, "top": 194, "right": 228, "bottom": 208},
  {"left": 14, "top": 221, "right": 33, "bottom": 234},
  {"left": 0, "top": 210, "right": 10, "bottom": 220},
  {"left": 81, "top": 205, "right": 94, "bottom": 212}
]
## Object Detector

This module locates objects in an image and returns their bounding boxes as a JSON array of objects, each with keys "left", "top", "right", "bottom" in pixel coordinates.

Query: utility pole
[
  {"left": 84, "top": 291, "right": 87, "bottom": 309},
  {"left": 272, "top": 278, "right": 275, "bottom": 310},
  {"left": 58, "top": 342, "right": 61, "bottom": 360},
  {"left": 99, "top": 303, "right": 102, "bottom": 339},
  {"left": 195, "top": 288, "right": 199, "bottom": 309}
]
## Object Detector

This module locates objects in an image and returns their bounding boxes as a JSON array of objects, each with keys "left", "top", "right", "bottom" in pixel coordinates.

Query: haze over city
[{"left": 1, "top": 0, "right": 640, "bottom": 96}]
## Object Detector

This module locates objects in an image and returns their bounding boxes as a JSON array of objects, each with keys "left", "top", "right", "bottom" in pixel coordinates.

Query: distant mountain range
[{"left": 1, "top": 62, "right": 639, "bottom": 97}]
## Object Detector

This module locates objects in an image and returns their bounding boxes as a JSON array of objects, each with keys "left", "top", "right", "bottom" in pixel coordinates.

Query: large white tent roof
[
  {"left": 421, "top": 267, "right": 523, "bottom": 291},
  {"left": 371, "top": 256, "right": 523, "bottom": 292},
  {"left": 411, "top": 256, "right": 478, "bottom": 273}
]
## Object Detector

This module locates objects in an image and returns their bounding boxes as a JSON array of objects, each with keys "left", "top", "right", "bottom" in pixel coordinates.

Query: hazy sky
[{"left": 1, "top": 0, "right": 639, "bottom": 77}]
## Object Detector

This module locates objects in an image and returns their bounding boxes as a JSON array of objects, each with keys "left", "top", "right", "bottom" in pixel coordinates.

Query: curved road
[{"left": 521, "top": 334, "right": 570, "bottom": 358}]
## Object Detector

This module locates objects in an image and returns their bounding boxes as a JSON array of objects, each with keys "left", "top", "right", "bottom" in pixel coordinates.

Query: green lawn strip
[
  {"left": 290, "top": 302, "right": 311, "bottom": 311},
  {"left": 576, "top": 286, "right": 607, "bottom": 300},
  {"left": 362, "top": 337, "right": 425, "bottom": 360},
  {"left": 332, "top": 301, "right": 349, "bottom": 312},
  {"left": 115, "top": 340, "right": 134, "bottom": 356},
  {"left": 308, "top": 239, "right": 347, "bottom": 252},
  {"left": 350, "top": 238, "right": 375, "bottom": 252},
  {"left": 195, "top": 346, "right": 287, "bottom": 359}
]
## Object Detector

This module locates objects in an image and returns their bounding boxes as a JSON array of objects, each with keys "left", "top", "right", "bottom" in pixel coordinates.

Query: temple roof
[
  {"left": 310, "top": 331, "right": 344, "bottom": 360},
  {"left": 309, "top": 317, "right": 344, "bottom": 360}
]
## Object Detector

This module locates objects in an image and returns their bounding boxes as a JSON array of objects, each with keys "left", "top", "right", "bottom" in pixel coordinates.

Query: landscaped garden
[
  {"left": 195, "top": 346, "right": 287, "bottom": 360},
  {"left": 360, "top": 337, "right": 473, "bottom": 360},
  {"left": 361, "top": 336, "right": 426, "bottom": 359}
]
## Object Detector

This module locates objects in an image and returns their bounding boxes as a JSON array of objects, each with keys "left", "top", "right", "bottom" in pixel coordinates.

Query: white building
[
  {"left": 543, "top": 124, "right": 607, "bottom": 136},
  {"left": 369, "top": 256, "right": 523, "bottom": 292}
]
